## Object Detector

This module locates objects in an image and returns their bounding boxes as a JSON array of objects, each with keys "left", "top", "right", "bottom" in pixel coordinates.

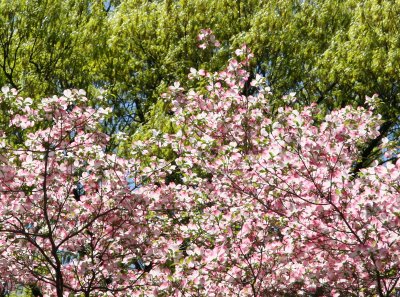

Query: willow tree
[{"left": 0, "top": 0, "right": 116, "bottom": 96}]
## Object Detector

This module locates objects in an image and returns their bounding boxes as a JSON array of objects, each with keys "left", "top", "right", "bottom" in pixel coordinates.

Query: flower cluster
[
  {"left": 0, "top": 90, "right": 171, "bottom": 296},
  {"left": 0, "top": 43, "right": 398, "bottom": 297},
  {"left": 146, "top": 46, "right": 400, "bottom": 296},
  {"left": 197, "top": 28, "right": 221, "bottom": 49}
]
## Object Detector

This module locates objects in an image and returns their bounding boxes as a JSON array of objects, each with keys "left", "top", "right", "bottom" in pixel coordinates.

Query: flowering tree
[
  {"left": 138, "top": 43, "right": 400, "bottom": 297},
  {"left": 2, "top": 36, "right": 400, "bottom": 297},
  {"left": 0, "top": 88, "right": 176, "bottom": 297}
]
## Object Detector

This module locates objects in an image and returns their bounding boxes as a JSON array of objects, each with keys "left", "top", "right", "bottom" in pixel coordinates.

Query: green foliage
[
  {"left": 0, "top": 0, "right": 112, "bottom": 96},
  {"left": 0, "top": 0, "right": 399, "bottom": 163}
]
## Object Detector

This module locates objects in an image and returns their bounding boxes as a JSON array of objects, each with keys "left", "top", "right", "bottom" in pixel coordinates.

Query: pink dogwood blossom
[
  {"left": 0, "top": 90, "right": 172, "bottom": 296},
  {"left": 147, "top": 45, "right": 400, "bottom": 296}
]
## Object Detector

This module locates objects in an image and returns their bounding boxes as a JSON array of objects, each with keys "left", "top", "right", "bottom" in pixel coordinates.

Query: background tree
[
  {"left": 0, "top": 0, "right": 115, "bottom": 96},
  {"left": 2, "top": 0, "right": 399, "bottom": 168}
]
